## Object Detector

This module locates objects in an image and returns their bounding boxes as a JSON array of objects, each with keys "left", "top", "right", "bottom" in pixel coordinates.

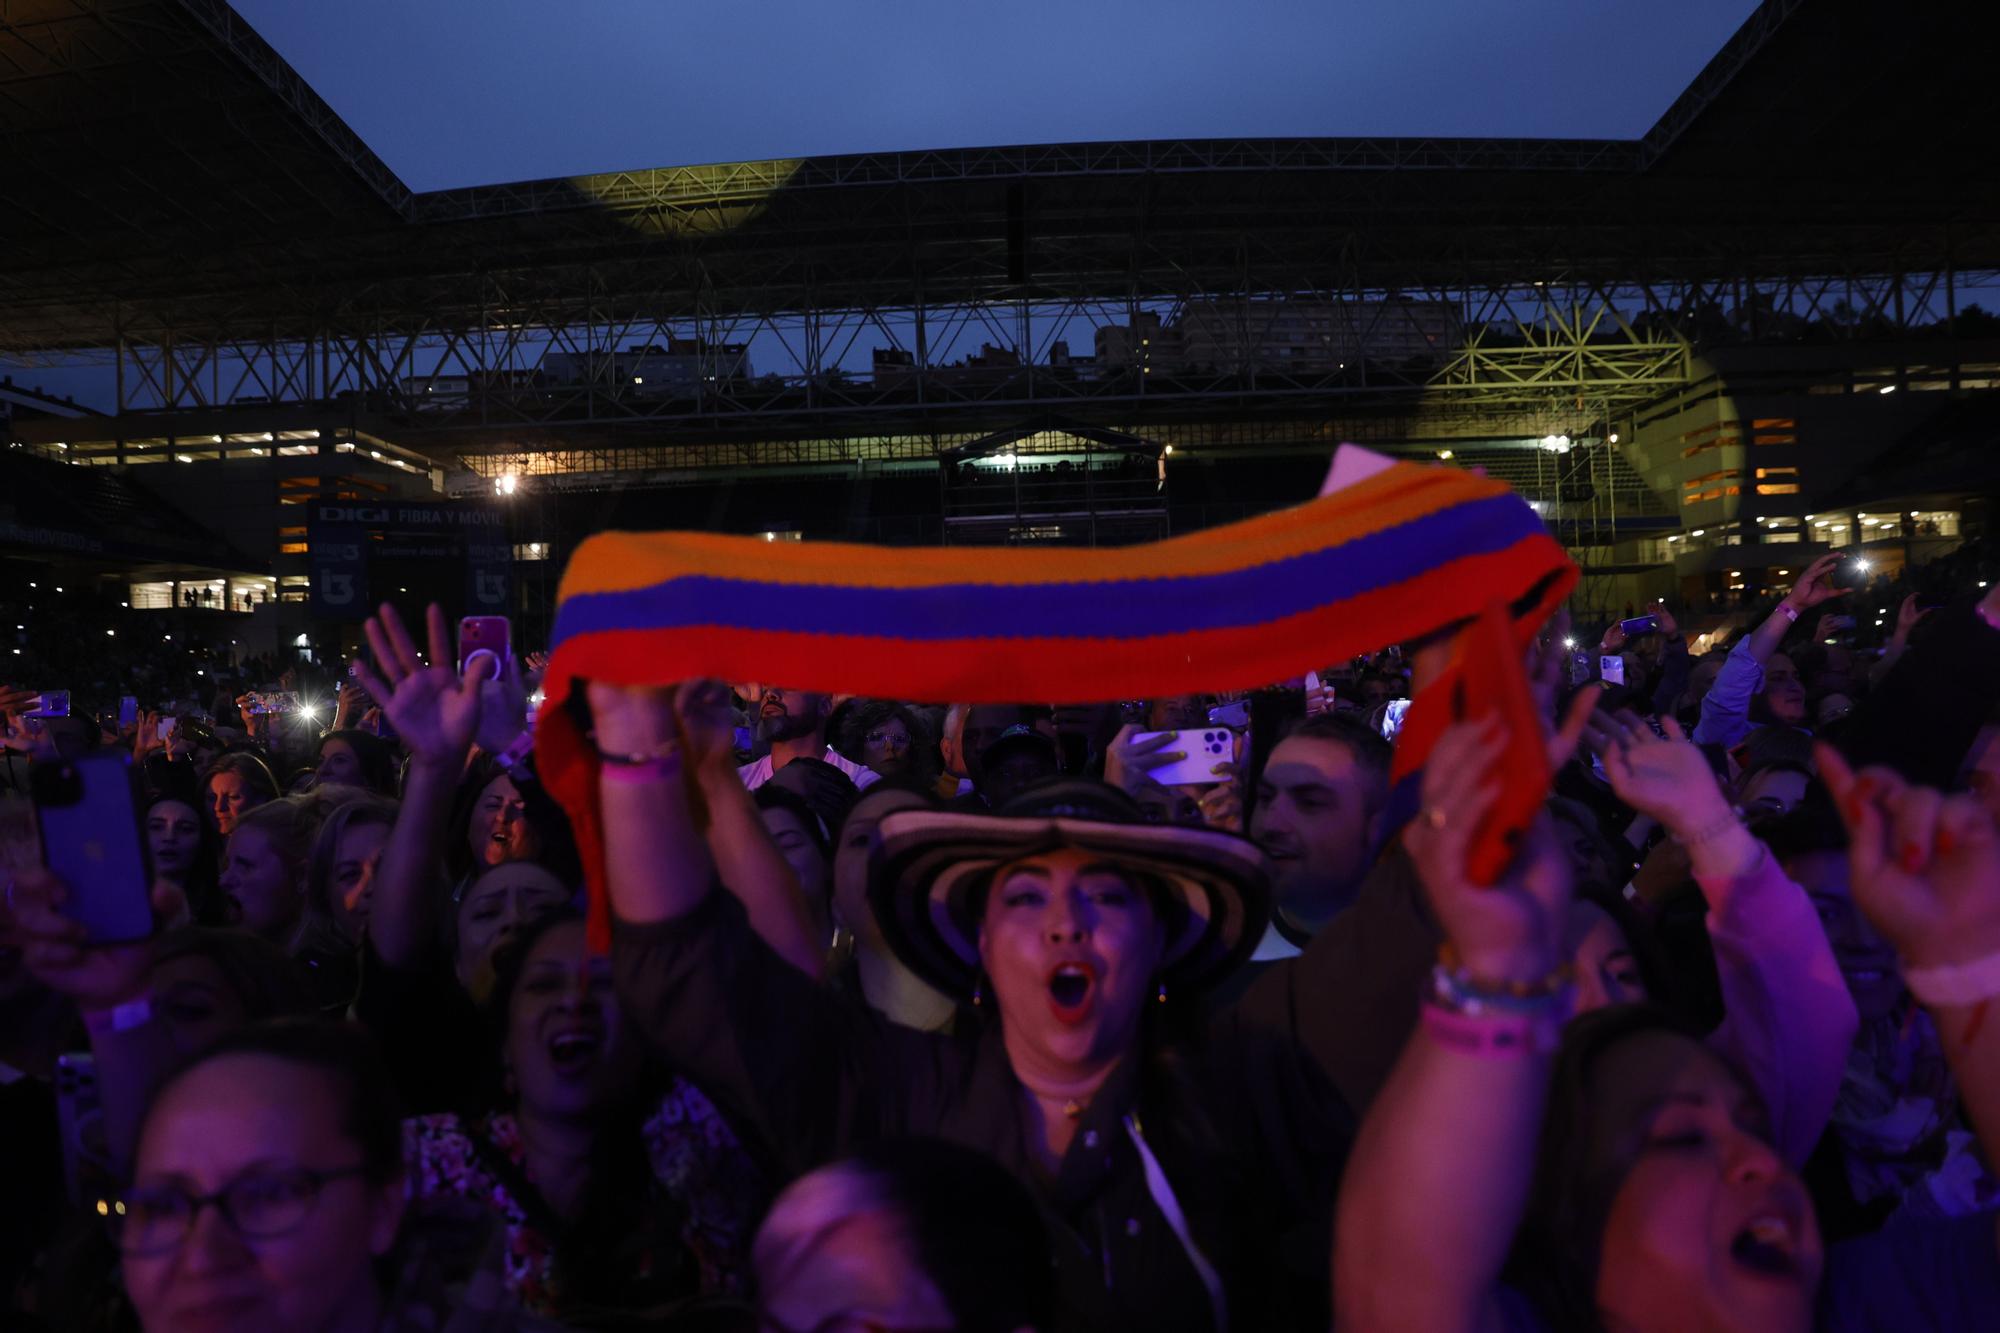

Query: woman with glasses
[{"left": 115, "top": 1020, "right": 407, "bottom": 1333}]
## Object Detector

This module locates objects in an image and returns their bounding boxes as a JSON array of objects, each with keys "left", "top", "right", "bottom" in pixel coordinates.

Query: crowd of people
[{"left": 1, "top": 533, "right": 1998, "bottom": 1332}]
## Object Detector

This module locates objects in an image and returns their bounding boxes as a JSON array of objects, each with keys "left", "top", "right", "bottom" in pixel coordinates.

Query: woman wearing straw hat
[{"left": 588, "top": 680, "right": 1354, "bottom": 1332}]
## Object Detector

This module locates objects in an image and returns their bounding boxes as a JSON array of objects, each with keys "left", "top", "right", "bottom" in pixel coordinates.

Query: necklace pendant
[{"left": 1063, "top": 1098, "right": 1086, "bottom": 1120}]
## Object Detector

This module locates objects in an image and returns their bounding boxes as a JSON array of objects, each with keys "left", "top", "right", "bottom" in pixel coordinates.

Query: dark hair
[
  {"left": 143, "top": 1019, "right": 405, "bottom": 1184},
  {"left": 316, "top": 729, "right": 397, "bottom": 797},
  {"left": 1274, "top": 712, "right": 1393, "bottom": 810},
  {"left": 838, "top": 700, "right": 942, "bottom": 787},
  {"left": 1511, "top": 1006, "right": 1749, "bottom": 1331},
  {"left": 144, "top": 789, "right": 224, "bottom": 924},
  {"left": 1754, "top": 788, "right": 1849, "bottom": 862},
  {"left": 482, "top": 906, "right": 587, "bottom": 1051},
  {"left": 151, "top": 927, "right": 315, "bottom": 1022},
  {"left": 200, "top": 751, "right": 281, "bottom": 810},
  {"left": 849, "top": 1138, "right": 1056, "bottom": 1331},
  {"left": 836, "top": 778, "right": 941, "bottom": 840},
  {"left": 754, "top": 783, "right": 832, "bottom": 861},
  {"left": 445, "top": 753, "right": 582, "bottom": 889}
]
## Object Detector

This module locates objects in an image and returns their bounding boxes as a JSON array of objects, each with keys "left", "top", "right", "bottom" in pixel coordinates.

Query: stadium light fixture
[
  {"left": 496, "top": 472, "right": 520, "bottom": 497},
  {"left": 1436, "top": 449, "right": 1453, "bottom": 460},
  {"left": 1691, "top": 529, "right": 1706, "bottom": 537},
  {"left": 1607, "top": 432, "right": 1619, "bottom": 444},
  {"left": 1879, "top": 384, "right": 1897, "bottom": 394}
]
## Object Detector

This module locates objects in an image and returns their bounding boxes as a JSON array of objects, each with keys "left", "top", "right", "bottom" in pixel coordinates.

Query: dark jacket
[{"left": 612, "top": 890, "right": 1354, "bottom": 1332}]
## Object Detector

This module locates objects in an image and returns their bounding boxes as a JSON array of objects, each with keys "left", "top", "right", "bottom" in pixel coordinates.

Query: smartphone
[
  {"left": 1618, "top": 614, "right": 1659, "bottom": 639},
  {"left": 27, "top": 690, "right": 70, "bottom": 718},
  {"left": 1599, "top": 655, "right": 1627, "bottom": 686},
  {"left": 55, "top": 1053, "right": 109, "bottom": 1209},
  {"left": 1452, "top": 602, "right": 1554, "bottom": 887},
  {"left": 1207, "top": 700, "right": 1251, "bottom": 730},
  {"left": 157, "top": 716, "right": 178, "bottom": 741},
  {"left": 1132, "top": 728, "right": 1236, "bottom": 787},
  {"left": 459, "top": 615, "right": 511, "bottom": 679},
  {"left": 30, "top": 753, "right": 153, "bottom": 943},
  {"left": 117, "top": 696, "right": 139, "bottom": 729}
]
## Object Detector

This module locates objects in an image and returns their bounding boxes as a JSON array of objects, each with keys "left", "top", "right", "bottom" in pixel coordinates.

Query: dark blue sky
[{"left": 237, "top": 0, "right": 1760, "bottom": 192}]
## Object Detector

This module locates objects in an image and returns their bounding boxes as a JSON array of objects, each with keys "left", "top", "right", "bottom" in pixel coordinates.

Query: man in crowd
[
  {"left": 738, "top": 687, "right": 879, "bottom": 791},
  {"left": 1248, "top": 714, "right": 1393, "bottom": 955}
]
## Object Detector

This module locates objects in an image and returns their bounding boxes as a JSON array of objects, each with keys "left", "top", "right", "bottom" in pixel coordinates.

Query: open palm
[{"left": 351, "top": 603, "right": 489, "bottom": 764}]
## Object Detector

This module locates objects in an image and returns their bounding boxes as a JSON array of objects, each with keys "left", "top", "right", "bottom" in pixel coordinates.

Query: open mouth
[
  {"left": 546, "top": 1027, "right": 603, "bottom": 1076},
  {"left": 1046, "top": 962, "right": 1097, "bottom": 1025},
  {"left": 1728, "top": 1215, "right": 1800, "bottom": 1279}
]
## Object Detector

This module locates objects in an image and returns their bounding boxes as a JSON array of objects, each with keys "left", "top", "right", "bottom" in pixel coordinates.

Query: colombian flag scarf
[{"left": 537, "top": 448, "right": 1575, "bottom": 948}]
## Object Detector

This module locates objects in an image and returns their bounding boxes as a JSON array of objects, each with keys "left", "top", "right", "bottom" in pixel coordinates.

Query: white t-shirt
[{"left": 738, "top": 747, "right": 880, "bottom": 792}]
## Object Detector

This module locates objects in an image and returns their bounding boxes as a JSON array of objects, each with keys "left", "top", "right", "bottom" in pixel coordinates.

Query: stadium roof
[{"left": 2, "top": 0, "right": 1997, "bottom": 353}]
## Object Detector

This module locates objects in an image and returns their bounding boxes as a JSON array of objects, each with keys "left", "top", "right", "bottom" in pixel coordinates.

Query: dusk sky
[{"left": 235, "top": 1, "right": 1761, "bottom": 191}]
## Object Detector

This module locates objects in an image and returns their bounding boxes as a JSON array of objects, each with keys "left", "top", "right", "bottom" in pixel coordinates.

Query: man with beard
[{"left": 738, "top": 687, "right": 880, "bottom": 791}]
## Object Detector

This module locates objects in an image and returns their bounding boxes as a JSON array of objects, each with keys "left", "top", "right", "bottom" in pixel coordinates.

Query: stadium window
[
  {"left": 1754, "top": 467, "right": 1799, "bottom": 479},
  {"left": 1756, "top": 483, "right": 1801, "bottom": 495},
  {"left": 278, "top": 542, "right": 309, "bottom": 555}
]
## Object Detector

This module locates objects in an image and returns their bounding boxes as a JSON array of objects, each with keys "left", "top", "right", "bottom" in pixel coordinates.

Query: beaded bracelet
[
  {"left": 1671, "top": 810, "right": 1743, "bottom": 847},
  {"left": 1429, "top": 959, "right": 1576, "bottom": 1020}
]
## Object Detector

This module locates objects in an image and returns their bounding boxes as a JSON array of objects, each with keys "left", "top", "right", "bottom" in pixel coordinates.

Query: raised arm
[
  {"left": 678, "top": 680, "right": 827, "bottom": 978},
  {"left": 1597, "top": 711, "right": 1856, "bottom": 1163},
  {"left": 10, "top": 869, "right": 187, "bottom": 1175},
  {"left": 1333, "top": 718, "right": 1574, "bottom": 1333},
  {"left": 1821, "top": 748, "right": 2000, "bottom": 1183},
  {"left": 587, "top": 681, "right": 717, "bottom": 925},
  {"left": 350, "top": 604, "right": 489, "bottom": 968},
  {"left": 1694, "top": 552, "right": 1849, "bottom": 746}
]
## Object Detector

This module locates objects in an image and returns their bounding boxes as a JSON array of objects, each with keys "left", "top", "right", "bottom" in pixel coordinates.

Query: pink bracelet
[
  {"left": 599, "top": 757, "right": 680, "bottom": 784},
  {"left": 1421, "top": 1000, "right": 1564, "bottom": 1059}
]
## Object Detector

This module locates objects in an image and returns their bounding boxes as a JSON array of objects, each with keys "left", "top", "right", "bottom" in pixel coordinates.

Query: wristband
[
  {"left": 588, "top": 732, "right": 681, "bottom": 767},
  {"left": 1902, "top": 953, "right": 2000, "bottom": 1007},
  {"left": 1779, "top": 602, "right": 1801, "bottom": 623},
  {"left": 1422, "top": 1001, "right": 1565, "bottom": 1058},
  {"left": 600, "top": 756, "right": 680, "bottom": 784},
  {"left": 82, "top": 994, "right": 154, "bottom": 1040}
]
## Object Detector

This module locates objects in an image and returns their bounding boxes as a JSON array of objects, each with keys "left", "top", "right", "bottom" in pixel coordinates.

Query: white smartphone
[
  {"left": 1599, "top": 655, "right": 1627, "bottom": 686},
  {"left": 1133, "top": 728, "right": 1236, "bottom": 787}
]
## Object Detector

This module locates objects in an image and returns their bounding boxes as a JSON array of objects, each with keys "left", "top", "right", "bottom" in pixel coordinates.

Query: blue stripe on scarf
[{"left": 551, "top": 494, "right": 1541, "bottom": 649}]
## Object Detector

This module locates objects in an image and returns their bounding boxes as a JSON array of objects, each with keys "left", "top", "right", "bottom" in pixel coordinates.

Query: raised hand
[
  {"left": 8, "top": 867, "right": 185, "bottom": 1012},
  {"left": 1653, "top": 600, "right": 1679, "bottom": 639},
  {"left": 1594, "top": 711, "right": 1730, "bottom": 832},
  {"left": 672, "top": 679, "right": 740, "bottom": 775},
  {"left": 1103, "top": 723, "right": 1187, "bottom": 795},
  {"left": 1403, "top": 717, "right": 1572, "bottom": 986},
  {"left": 1784, "top": 552, "right": 1852, "bottom": 613},
  {"left": 1819, "top": 745, "right": 2000, "bottom": 971},
  {"left": 351, "top": 603, "right": 490, "bottom": 766},
  {"left": 1198, "top": 762, "right": 1244, "bottom": 832}
]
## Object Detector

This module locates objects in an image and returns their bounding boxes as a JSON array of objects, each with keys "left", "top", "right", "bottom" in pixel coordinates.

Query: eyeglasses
[
  {"left": 864, "top": 730, "right": 907, "bottom": 751},
  {"left": 105, "top": 1163, "right": 371, "bottom": 1254}
]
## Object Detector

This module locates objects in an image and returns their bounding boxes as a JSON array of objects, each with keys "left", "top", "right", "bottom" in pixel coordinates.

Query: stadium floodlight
[{"left": 496, "top": 472, "right": 520, "bottom": 497}]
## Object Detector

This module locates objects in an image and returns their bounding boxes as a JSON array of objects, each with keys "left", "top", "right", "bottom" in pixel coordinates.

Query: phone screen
[
  {"left": 118, "top": 697, "right": 139, "bottom": 729},
  {"left": 30, "top": 754, "right": 153, "bottom": 943}
]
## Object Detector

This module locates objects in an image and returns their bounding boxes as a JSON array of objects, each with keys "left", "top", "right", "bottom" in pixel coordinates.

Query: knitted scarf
[{"left": 535, "top": 451, "right": 1576, "bottom": 948}]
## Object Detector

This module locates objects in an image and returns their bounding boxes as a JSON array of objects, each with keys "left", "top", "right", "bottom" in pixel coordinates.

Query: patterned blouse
[{"left": 403, "top": 1077, "right": 761, "bottom": 1316}]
